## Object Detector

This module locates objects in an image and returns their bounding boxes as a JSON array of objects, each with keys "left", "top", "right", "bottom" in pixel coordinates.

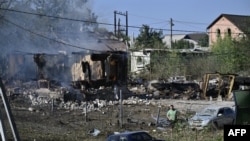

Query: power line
[
  {"left": 174, "top": 20, "right": 208, "bottom": 25},
  {"left": 2, "top": 18, "right": 102, "bottom": 52},
  {"left": 0, "top": 8, "right": 248, "bottom": 35},
  {"left": 4, "top": 16, "right": 250, "bottom": 59},
  {"left": 174, "top": 20, "right": 207, "bottom": 31},
  {"left": 0, "top": 8, "right": 113, "bottom": 26},
  {"left": 129, "top": 14, "right": 207, "bottom": 27},
  {"left": 129, "top": 13, "right": 167, "bottom": 21},
  {"left": 0, "top": 8, "right": 210, "bottom": 34}
]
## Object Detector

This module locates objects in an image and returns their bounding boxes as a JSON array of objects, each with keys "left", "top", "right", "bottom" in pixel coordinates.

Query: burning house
[{"left": 2, "top": 30, "right": 128, "bottom": 103}]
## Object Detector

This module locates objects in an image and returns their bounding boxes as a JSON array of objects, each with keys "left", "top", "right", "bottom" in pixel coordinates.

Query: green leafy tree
[
  {"left": 135, "top": 25, "right": 165, "bottom": 49},
  {"left": 211, "top": 36, "right": 236, "bottom": 73},
  {"left": 233, "top": 38, "right": 250, "bottom": 73},
  {"left": 211, "top": 36, "right": 250, "bottom": 74}
]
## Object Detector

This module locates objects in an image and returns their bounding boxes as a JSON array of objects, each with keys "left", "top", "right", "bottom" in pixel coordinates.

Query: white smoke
[{"left": 0, "top": 0, "right": 105, "bottom": 82}]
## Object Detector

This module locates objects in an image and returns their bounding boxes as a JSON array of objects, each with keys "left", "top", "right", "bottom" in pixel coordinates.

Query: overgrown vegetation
[
  {"left": 211, "top": 36, "right": 250, "bottom": 74},
  {"left": 132, "top": 27, "right": 250, "bottom": 81}
]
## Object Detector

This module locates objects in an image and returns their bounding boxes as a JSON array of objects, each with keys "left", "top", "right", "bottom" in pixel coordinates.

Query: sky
[{"left": 92, "top": 0, "right": 250, "bottom": 37}]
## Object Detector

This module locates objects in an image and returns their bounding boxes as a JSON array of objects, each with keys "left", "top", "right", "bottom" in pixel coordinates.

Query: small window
[
  {"left": 216, "top": 29, "right": 221, "bottom": 38},
  {"left": 227, "top": 28, "right": 231, "bottom": 37}
]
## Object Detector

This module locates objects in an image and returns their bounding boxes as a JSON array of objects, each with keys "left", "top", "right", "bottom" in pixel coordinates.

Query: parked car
[
  {"left": 188, "top": 106, "right": 235, "bottom": 130},
  {"left": 106, "top": 131, "right": 165, "bottom": 141}
]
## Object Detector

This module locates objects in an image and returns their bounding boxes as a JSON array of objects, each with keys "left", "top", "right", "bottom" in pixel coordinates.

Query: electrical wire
[
  {"left": 0, "top": 7, "right": 249, "bottom": 50},
  {"left": 1, "top": 7, "right": 242, "bottom": 34},
  {"left": 3, "top": 16, "right": 250, "bottom": 66},
  {"left": 2, "top": 17, "right": 104, "bottom": 52}
]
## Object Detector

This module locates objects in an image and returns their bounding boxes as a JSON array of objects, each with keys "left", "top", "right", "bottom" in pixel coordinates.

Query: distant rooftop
[{"left": 207, "top": 14, "right": 250, "bottom": 33}]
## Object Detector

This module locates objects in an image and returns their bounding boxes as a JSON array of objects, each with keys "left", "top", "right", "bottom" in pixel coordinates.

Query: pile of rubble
[
  {"left": 128, "top": 79, "right": 201, "bottom": 100},
  {"left": 5, "top": 78, "right": 202, "bottom": 115}
]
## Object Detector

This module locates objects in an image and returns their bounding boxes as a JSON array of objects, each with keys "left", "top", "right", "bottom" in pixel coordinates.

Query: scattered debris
[
  {"left": 88, "top": 128, "right": 101, "bottom": 136},
  {"left": 151, "top": 114, "right": 171, "bottom": 128}
]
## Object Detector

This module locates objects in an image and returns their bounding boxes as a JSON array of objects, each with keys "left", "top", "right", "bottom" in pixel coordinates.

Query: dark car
[{"left": 106, "top": 131, "right": 165, "bottom": 141}]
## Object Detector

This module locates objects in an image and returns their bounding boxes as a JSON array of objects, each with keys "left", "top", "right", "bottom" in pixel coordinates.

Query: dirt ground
[{"left": 0, "top": 91, "right": 235, "bottom": 141}]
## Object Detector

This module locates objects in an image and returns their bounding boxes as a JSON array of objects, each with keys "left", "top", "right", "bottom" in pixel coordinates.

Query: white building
[
  {"left": 162, "top": 33, "right": 208, "bottom": 48},
  {"left": 130, "top": 50, "right": 151, "bottom": 73}
]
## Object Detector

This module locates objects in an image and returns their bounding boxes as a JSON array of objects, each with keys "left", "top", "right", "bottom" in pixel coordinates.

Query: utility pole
[
  {"left": 114, "top": 11, "right": 128, "bottom": 37},
  {"left": 118, "top": 18, "right": 121, "bottom": 38},
  {"left": 125, "top": 11, "right": 128, "bottom": 37},
  {"left": 114, "top": 11, "right": 117, "bottom": 36},
  {"left": 170, "top": 18, "right": 174, "bottom": 49}
]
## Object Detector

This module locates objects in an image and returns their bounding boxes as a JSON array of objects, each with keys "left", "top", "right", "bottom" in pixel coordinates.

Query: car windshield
[{"left": 199, "top": 108, "right": 217, "bottom": 116}]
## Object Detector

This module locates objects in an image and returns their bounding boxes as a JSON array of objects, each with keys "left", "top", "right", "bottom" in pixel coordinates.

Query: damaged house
[
  {"left": 3, "top": 30, "right": 128, "bottom": 103},
  {"left": 70, "top": 34, "right": 128, "bottom": 90}
]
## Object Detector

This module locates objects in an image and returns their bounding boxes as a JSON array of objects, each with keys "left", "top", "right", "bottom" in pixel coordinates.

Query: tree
[
  {"left": 211, "top": 36, "right": 250, "bottom": 74},
  {"left": 135, "top": 25, "right": 165, "bottom": 49},
  {"left": 233, "top": 38, "right": 250, "bottom": 74}
]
